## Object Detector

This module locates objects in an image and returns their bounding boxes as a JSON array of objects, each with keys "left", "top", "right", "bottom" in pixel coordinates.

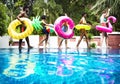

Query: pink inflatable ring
[
  {"left": 54, "top": 16, "right": 75, "bottom": 39},
  {"left": 96, "top": 16, "right": 117, "bottom": 33}
]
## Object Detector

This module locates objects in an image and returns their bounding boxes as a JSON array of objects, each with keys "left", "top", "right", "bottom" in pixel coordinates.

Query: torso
[
  {"left": 80, "top": 17, "right": 87, "bottom": 24},
  {"left": 41, "top": 20, "right": 46, "bottom": 27},
  {"left": 100, "top": 14, "right": 107, "bottom": 23}
]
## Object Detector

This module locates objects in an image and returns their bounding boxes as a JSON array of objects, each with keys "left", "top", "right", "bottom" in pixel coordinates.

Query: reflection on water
[
  {"left": 0, "top": 48, "right": 120, "bottom": 84},
  {"left": 3, "top": 48, "right": 35, "bottom": 79},
  {"left": 56, "top": 55, "right": 74, "bottom": 76}
]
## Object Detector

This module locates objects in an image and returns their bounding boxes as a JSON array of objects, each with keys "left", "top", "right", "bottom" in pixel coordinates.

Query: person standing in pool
[
  {"left": 76, "top": 13, "right": 90, "bottom": 49},
  {"left": 100, "top": 8, "right": 110, "bottom": 48},
  {"left": 17, "top": 6, "right": 33, "bottom": 49},
  {"left": 58, "top": 13, "right": 69, "bottom": 49},
  {"left": 38, "top": 15, "right": 50, "bottom": 48}
]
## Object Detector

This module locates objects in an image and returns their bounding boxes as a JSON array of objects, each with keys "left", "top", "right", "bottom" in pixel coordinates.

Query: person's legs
[
  {"left": 105, "top": 37, "right": 108, "bottom": 46},
  {"left": 58, "top": 38, "right": 64, "bottom": 49},
  {"left": 39, "top": 34, "right": 49, "bottom": 48},
  {"left": 19, "top": 26, "right": 23, "bottom": 48},
  {"left": 45, "top": 34, "right": 49, "bottom": 48},
  {"left": 76, "top": 30, "right": 84, "bottom": 48},
  {"left": 25, "top": 37, "right": 33, "bottom": 48},
  {"left": 101, "top": 32, "right": 104, "bottom": 47},
  {"left": 19, "top": 39, "right": 23, "bottom": 48},
  {"left": 65, "top": 39, "right": 68, "bottom": 48},
  {"left": 84, "top": 31, "right": 90, "bottom": 48},
  {"left": 39, "top": 35, "right": 46, "bottom": 46},
  {"left": 19, "top": 26, "right": 33, "bottom": 49},
  {"left": 104, "top": 32, "right": 109, "bottom": 47}
]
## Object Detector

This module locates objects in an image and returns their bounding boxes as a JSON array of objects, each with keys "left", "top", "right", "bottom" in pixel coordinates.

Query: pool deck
[
  {"left": 0, "top": 35, "right": 101, "bottom": 49},
  {"left": 1, "top": 32, "right": 120, "bottom": 49}
]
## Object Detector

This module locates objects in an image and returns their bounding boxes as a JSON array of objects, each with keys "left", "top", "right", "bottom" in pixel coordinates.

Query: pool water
[{"left": 0, "top": 48, "right": 120, "bottom": 84}]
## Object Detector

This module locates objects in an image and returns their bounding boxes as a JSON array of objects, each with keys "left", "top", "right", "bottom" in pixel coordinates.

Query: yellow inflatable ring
[
  {"left": 75, "top": 24, "right": 91, "bottom": 30},
  {"left": 8, "top": 18, "right": 34, "bottom": 39}
]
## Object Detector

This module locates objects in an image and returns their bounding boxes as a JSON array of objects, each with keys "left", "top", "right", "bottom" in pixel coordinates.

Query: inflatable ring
[
  {"left": 75, "top": 24, "right": 91, "bottom": 30},
  {"left": 8, "top": 18, "right": 34, "bottom": 39},
  {"left": 54, "top": 16, "right": 74, "bottom": 39},
  {"left": 46, "top": 24, "right": 54, "bottom": 33},
  {"left": 32, "top": 16, "right": 43, "bottom": 31},
  {"left": 96, "top": 22, "right": 112, "bottom": 33},
  {"left": 96, "top": 16, "right": 117, "bottom": 33}
]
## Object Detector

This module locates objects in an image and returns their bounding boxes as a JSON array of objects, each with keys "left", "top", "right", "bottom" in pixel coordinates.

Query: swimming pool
[{"left": 0, "top": 48, "right": 120, "bottom": 84}]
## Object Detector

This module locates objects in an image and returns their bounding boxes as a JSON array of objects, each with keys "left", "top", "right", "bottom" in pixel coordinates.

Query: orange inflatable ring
[{"left": 8, "top": 18, "right": 34, "bottom": 39}]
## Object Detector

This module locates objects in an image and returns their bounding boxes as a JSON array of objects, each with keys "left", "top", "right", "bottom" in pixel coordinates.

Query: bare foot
[
  {"left": 65, "top": 47, "right": 70, "bottom": 49},
  {"left": 19, "top": 46, "right": 23, "bottom": 49},
  {"left": 28, "top": 46, "right": 33, "bottom": 49},
  {"left": 107, "top": 46, "right": 111, "bottom": 49},
  {"left": 76, "top": 46, "right": 79, "bottom": 50}
]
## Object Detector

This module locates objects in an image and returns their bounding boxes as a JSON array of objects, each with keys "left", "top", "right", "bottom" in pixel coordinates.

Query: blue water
[{"left": 0, "top": 48, "right": 120, "bottom": 84}]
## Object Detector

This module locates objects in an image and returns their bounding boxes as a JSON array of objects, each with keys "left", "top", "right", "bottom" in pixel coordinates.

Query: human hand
[
  {"left": 19, "top": 20, "right": 25, "bottom": 26},
  {"left": 108, "top": 8, "right": 111, "bottom": 11},
  {"left": 20, "top": 21, "right": 24, "bottom": 24}
]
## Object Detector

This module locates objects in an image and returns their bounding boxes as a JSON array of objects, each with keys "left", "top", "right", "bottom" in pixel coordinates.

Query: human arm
[
  {"left": 41, "top": 20, "right": 47, "bottom": 25},
  {"left": 17, "top": 12, "right": 27, "bottom": 24},
  {"left": 79, "top": 18, "right": 83, "bottom": 24},
  {"left": 17, "top": 13, "right": 24, "bottom": 24},
  {"left": 41, "top": 20, "right": 51, "bottom": 27},
  {"left": 105, "top": 8, "right": 111, "bottom": 17}
]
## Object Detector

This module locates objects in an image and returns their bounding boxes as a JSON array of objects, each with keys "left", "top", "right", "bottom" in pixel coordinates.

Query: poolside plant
[{"left": 88, "top": 33, "right": 96, "bottom": 49}]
